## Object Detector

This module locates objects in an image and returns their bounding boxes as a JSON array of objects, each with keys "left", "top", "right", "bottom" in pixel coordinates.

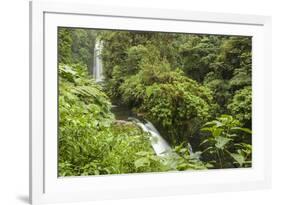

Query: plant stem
[{"left": 217, "top": 151, "right": 223, "bottom": 168}]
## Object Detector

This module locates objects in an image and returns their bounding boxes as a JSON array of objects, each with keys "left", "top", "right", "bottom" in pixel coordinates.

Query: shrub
[
  {"left": 120, "top": 63, "right": 215, "bottom": 144},
  {"left": 200, "top": 115, "right": 252, "bottom": 168}
]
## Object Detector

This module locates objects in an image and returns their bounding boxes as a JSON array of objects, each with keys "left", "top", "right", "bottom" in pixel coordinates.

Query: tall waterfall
[{"left": 92, "top": 40, "right": 104, "bottom": 82}]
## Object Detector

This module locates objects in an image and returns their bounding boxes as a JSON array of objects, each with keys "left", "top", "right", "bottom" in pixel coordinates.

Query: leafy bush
[
  {"left": 120, "top": 62, "right": 215, "bottom": 144},
  {"left": 172, "top": 144, "right": 211, "bottom": 170},
  {"left": 200, "top": 115, "right": 252, "bottom": 168}
]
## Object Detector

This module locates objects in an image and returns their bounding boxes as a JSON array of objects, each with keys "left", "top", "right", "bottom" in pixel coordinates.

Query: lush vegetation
[
  {"left": 58, "top": 63, "right": 208, "bottom": 176},
  {"left": 58, "top": 28, "right": 252, "bottom": 176}
]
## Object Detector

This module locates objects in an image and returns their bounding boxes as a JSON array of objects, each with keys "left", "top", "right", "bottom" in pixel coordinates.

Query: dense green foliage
[
  {"left": 227, "top": 86, "right": 252, "bottom": 127},
  {"left": 120, "top": 68, "right": 214, "bottom": 144},
  {"left": 100, "top": 32, "right": 217, "bottom": 144},
  {"left": 58, "top": 28, "right": 252, "bottom": 176},
  {"left": 59, "top": 64, "right": 166, "bottom": 175},
  {"left": 58, "top": 63, "right": 208, "bottom": 176},
  {"left": 100, "top": 32, "right": 252, "bottom": 120},
  {"left": 58, "top": 28, "right": 97, "bottom": 72}
]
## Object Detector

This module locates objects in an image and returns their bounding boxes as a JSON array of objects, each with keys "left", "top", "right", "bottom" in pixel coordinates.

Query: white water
[
  {"left": 128, "top": 117, "right": 173, "bottom": 156},
  {"left": 92, "top": 40, "right": 104, "bottom": 82}
]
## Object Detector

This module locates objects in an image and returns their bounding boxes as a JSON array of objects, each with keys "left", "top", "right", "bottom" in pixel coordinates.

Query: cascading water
[
  {"left": 92, "top": 40, "right": 104, "bottom": 82},
  {"left": 128, "top": 117, "right": 173, "bottom": 156}
]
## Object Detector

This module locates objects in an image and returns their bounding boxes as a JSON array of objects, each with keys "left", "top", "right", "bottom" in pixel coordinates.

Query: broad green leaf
[
  {"left": 229, "top": 153, "right": 245, "bottom": 167},
  {"left": 231, "top": 127, "right": 252, "bottom": 134},
  {"left": 215, "top": 136, "right": 231, "bottom": 149}
]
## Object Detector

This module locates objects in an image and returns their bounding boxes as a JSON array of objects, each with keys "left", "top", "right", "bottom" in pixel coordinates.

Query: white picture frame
[{"left": 29, "top": 0, "right": 272, "bottom": 204}]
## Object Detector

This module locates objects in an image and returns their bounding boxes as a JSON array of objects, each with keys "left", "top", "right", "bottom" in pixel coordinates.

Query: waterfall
[
  {"left": 92, "top": 40, "right": 104, "bottom": 82},
  {"left": 128, "top": 117, "right": 172, "bottom": 156}
]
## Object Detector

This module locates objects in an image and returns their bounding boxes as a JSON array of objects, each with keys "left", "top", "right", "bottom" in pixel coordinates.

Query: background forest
[{"left": 58, "top": 28, "right": 252, "bottom": 176}]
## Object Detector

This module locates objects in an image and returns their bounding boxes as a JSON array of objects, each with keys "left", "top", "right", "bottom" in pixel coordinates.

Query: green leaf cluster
[{"left": 200, "top": 115, "right": 252, "bottom": 168}]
